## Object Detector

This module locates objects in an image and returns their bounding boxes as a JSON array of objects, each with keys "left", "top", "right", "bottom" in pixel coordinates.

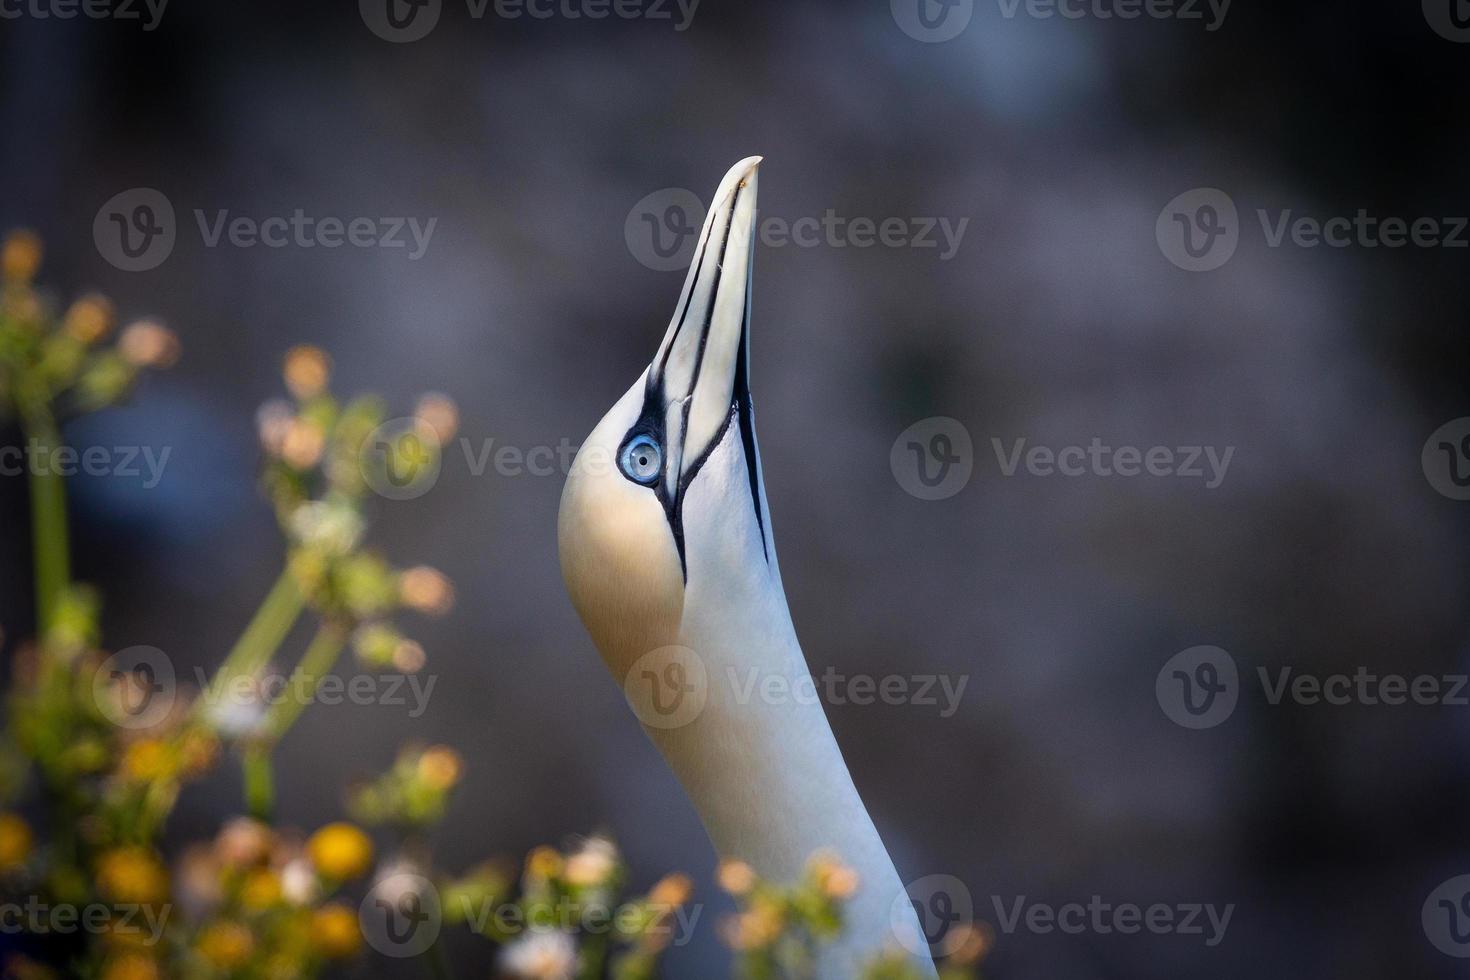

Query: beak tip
[{"left": 728, "top": 155, "right": 764, "bottom": 186}]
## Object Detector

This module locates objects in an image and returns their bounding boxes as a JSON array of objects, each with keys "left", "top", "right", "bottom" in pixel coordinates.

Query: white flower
[
  {"left": 281, "top": 857, "right": 317, "bottom": 905},
  {"left": 563, "top": 836, "right": 618, "bottom": 888},
  {"left": 289, "top": 500, "right": 365, "bottom": 555},
  {"left": 499, "top": 930, "right": 577, "bottom": 980}
]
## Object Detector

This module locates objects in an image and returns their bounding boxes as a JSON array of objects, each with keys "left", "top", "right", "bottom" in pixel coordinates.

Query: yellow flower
[
  {"left": 721, "top": 902, "right": 784, "bottom": 951},
  {"left": 647, "top": 872, "right": 693, "bottom": 908},
  {"left": 940, "top": 922, "right": 993, "bottom": 966},
  {"left": 2, "top": 229, "right": 42, "bottom": 282},
  {"left": 306, "top": 823, "right": 373, "bottom": 881},
  {"left": 414, "top": 393, "right": 459, "bottom": 443},
  {"left": 0, "top": 813, "right": 34, "bottom": 871},
  {"left": 716, "top": 859, "right": 756, "bottom": 896},
  {"left": 398, "top": 566, "right": 454, "bottom": 615},
  {"left": 392, "top": 639, "right": 427, "bottom": 673},
  {"left": 179, "top": 730, "right": 219, "bottom": 778},
  {"left": 283, "top": 345, "right": 331, "bottom": 400},
  {"left": 64, "top": 294, "right": 115, "bottom": 343},
  {"left": 96, "top": 847, "right": 169, "bottom": 905},
  {"left": 239, "top": 869, "right": 283, "bottom": 910},
  {"left": 416, "top": 746, "right": 462, "bottom": 791},
  {"left": 215, "top": 817, "right": 274, "bottom": 868},
  {"left": 99, "top": 953, "right": 159, "bottom": 980},
  {"left": 196, "top": 921, "right": 254, "bottom": 969},
  {"left": 309, "top": 903, "right": 362, "bottom": 959},
  {"left": 121, "top": 740, "right": 175, "bottom": 782},
  {"left": 525, "top": 846, "right": 563, "bottom": 882},
  {"left": 117, "top": 319, "right": 180, "bottom": 369},
  {"left": 280, "top": 419, "right": 326, "bottom": 470},
  {"left": 809, "top": 852, "right": 859, "bottom": 900}
]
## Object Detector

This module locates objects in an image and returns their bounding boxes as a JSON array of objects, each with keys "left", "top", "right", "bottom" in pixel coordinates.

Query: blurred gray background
[{"left": 3, "top": 0, "right": 1470, "bottom": 976}]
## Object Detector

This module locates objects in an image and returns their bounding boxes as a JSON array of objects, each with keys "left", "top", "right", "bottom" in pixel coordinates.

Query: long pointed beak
[{"left": 647, "top": 156, "right": 761, "bottom": 499}]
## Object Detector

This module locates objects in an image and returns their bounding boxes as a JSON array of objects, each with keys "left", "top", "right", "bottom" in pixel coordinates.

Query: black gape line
[{"left": 615, "top": 179, "right": 768, "bottom": 579}]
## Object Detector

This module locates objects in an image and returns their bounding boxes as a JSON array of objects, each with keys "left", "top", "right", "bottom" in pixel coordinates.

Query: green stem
[
  {"left": 239, "top": 622, "right": 347, "bottom": 818},
  {"left": 243, "top": 749, "right": 275, "bottom": 821},
  {"left": 425, "top": 940, "right": 455, "bottom": 980},
  {"left": 262, "top": 623, "right": 347, "bottom": 741},
  {"left": 199, "top": 569, "right": 305, "bottom": 721},
  {"left": 23, "top": 410, "right": 69, "bottom": 634}
]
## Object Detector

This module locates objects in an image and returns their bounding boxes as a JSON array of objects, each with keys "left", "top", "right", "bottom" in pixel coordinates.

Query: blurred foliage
[{"left": 0, "top": 231, "right": 986, "bottom": 979}]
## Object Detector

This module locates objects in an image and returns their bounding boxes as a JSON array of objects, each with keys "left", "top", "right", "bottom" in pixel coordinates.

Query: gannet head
[{"left": 559, "top": 156, "right": 772, "bottom": 674}]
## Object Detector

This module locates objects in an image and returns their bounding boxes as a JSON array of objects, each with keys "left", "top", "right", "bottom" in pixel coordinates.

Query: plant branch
[
  {"left": 262, "top": 622, "right": 347, "bottom": 742},
  {"left": 23, "top": 407, "right": 69, "bottom": 634},
  {"left": 199, "top": 569, "right": 306, "bottom": 722}
]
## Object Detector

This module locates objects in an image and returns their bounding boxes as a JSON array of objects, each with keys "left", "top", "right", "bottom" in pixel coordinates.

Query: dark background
[{"left": 3, "top": 0, "right": 1470, "bottom": 976}]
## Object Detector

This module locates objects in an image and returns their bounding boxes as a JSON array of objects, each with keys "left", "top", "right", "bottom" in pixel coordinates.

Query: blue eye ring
[{"left": 620, "top": 434, "right": 663, "bottom": 485}]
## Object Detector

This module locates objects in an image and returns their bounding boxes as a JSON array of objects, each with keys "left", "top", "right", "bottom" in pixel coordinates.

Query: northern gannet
[{"left": 559, "top": 157, "right": 937, "bottom": 978}]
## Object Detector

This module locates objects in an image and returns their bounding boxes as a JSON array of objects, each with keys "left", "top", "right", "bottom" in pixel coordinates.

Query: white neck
[{"left": 648, "top": 443, "right": 937, "bottom": 978}]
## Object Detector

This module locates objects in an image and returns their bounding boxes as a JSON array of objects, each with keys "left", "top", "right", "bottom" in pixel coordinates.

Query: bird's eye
[{"left": 620, "top": 435, "right": 662, "bottom": 485}]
